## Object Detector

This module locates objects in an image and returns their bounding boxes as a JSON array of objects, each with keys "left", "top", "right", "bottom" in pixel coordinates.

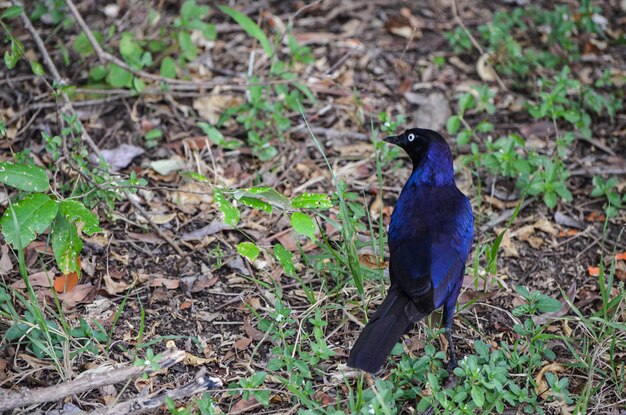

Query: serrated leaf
[
  {"left": 214, "top": 190, "right": 239, "bottom": 226},
  {"left": 291, "top": 193, "right": 332, "bottom": 210},
  {"left": 0, "top": 161, "right": 49, "bottom": 191},
  {"left": 291, "top": 212, "right": 315, "bottom": 241},
  {"left": 1, "top": 194, "right": 58, "bottom": 248},
  {"left": 58, "top": 200, "right": 101, "bottom": 235},
  {"left": 237, "top": 242, "right": 259, "bottom": 261},
  {"left": 239, "top": 196, "right": 272, "bottom": 213},
  {"left": 218, "top": 6, "right": 273, "bottom": 57},
  {"left": 51, "top": 214, "right": 82, "bottom": 274},
  {"left": 274, "top": 243, "right": 295, "bottom": 276}
]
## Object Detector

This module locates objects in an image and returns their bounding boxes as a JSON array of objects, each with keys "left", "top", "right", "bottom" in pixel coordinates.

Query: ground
[{"left": 0, "top": 0, "right": 625, "bottom": 414}]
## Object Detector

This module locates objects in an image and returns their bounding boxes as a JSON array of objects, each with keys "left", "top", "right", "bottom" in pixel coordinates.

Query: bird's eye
[{"left": 407, "top": 133, "right": 415, "bottom": 142}]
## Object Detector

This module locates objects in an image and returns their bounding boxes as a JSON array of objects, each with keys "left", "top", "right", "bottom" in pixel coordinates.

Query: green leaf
[
  {"left": 1, "top": 194, "right": 58, "bottom": 248},
  {"left": 58, "top": 200, "right": 101, "bottom": 235},
  {"left": 291, "top": 193, "right": 332, "bottom": 210},
  {"left": 145, "top": 128, "right": 162, "bottom": 140},
  {"left": 198, "top": 122, "right": 224, "bottom": 145},
  {"left": 0, "top": 162, "right": 49, "bottom": 192},
  {"left": 73, "top": 31, "right": 103, "bottom": 57},
  {"left": 458, "top": 93, "right": 475, "bottom": 114},
  {"left": 89, "top": 65, "right": 108, "bottom": 81},
  {"left": 543, "top": 191, "right": 557, "bottom": 209},
  {"left": 1, "top": 6, "right": 23, "bottom": 19},
  {"left": 446, "top": 115, "right": 461, "bottom": 135},
  {"left": 214, "top": 190, "right": 239, "bottom": 226},
  {"left": 133, "top": 76, "right": 145, "bottom": 93},
  {"left": 218, "top": 6, "right": 273, "bottom": 57},
  {"left": 179, "top": 170, "right": 208, "bottom": 182},
  {"left": 30, "top": 61, "right": 45, "bottom": 76},
  {"left": 237, "top": 242, "right": 259, "bottom": 261},
  {"left": 291, "top": 212, "right": 316, "bottom": 241},
  {"left": 51, "top": 214, "right": 82, "bottom": 274},
  {"left": 471, "top": 386, "right": 485, "bottom": 408},
  {"left": 457, "top": 129, "right": 472, "bottom": 145},
  {"left": 107, "top": 64, "right": 133, "bottom": 88},
  {"left": 536, "top": 294, "right": 562, "bottom": 313},
  {"left": 232, "top": 187, "right": 290, "bottom": 211},
  {"left": 274, "top": 243, "right": 295, "bottom": 276},
  {"left": 160, "top": 57, "right": 176, "bottom": 78},
  {"left": 239, "top": 196, "right": 272, "bottom": 213}
]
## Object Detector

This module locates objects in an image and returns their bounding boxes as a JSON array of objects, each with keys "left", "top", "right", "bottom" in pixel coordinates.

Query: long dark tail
[{"left": 347, "top": 286, "right": 427, "bottom": 373}]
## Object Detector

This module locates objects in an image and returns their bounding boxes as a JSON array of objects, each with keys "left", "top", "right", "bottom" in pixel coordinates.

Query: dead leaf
[
  {"left": 191, "top": 276, "right": 219, "bottom": 292},
  {"left": 182, "top": 220, "right": 233, "bottom": 240},
  {"left": 150, "top": 157, "right": 188, "bottom": 176},
  {"left": 179, "top": 299, "right": 192, "bottom": 310},
  {"left": 586, "top": 211, "right": 606, "bottom": 222},
  {"left": 12, "top": 271, "right": 54, "bottom": 289},
  {"left": 476, "top": 53, "right": 497, "bottom": 82},
  {"left": 244, "top": 317, "right": 265, "bottom": 341},
  {"left": 193, "top": 94, "right": 244, "bottom": 125},
  {"left": 534, "top": 363, "right": 566, "bottom": 401},
  {"left": 411, "top": 92, "right": 451, "bottom": 132},
  {"left": 232, "top": 397, "right": 260, "bottom": 413},
  {"left": 498, "top": 230, "right": 519, "bottom": 257},
  {"left": 103, "top": 273, "right": 136, "bottom": 294},
  {"left": 57, "top": 284, "right": 96, "bottom": 308},
  {"left": 358, "top": 253, "right": 387, "bottom": 269},
  {"left": 234, "top": 337, "right": 252, "bottom": 351},
  {"left": 148, "top": 277, "right": 180, "bottom": 289},
  {"left": 53, "top": 271, "right": 79, "bottom": 293},
  {"left": 92, "top": 144, "right": 144, "bottom": 172},
  {"left": 0, "top": 245, "right": 13, "bottom": 274}
]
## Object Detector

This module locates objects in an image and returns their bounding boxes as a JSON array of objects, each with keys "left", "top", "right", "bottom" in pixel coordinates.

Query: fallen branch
[
  {"left": 89, "top": 368, "right": 222, "bottom": 415},
  {"left": 0, "top": 350, "right": 186, "bottom": 411}
]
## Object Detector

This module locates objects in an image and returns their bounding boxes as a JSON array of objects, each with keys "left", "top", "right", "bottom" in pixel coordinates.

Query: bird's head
[{"left": 383, "top": 128, "right": 454, "bottom": 183}]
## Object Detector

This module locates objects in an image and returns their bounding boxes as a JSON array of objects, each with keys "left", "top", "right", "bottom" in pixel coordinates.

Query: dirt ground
[{"left": 1, "top": 0, "right": 625, "bottom": 414}]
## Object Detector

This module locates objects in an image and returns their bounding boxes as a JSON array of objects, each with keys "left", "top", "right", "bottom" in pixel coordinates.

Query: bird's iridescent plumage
[{"left": 347, "top": 128, "right": 474, "bottom": 373}]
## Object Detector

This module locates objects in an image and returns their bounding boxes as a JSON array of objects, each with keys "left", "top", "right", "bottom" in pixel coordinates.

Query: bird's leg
[{"left": 444, "top": 327, "right": 457, "bottom": 372}]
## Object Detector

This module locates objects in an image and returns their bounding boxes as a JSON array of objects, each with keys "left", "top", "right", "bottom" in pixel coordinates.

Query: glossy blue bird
[{"left": 347, "top": 128, "right": 474, "bottom": 373}]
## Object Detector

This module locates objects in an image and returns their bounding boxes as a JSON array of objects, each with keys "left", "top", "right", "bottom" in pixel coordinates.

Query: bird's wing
[
  {"left": 390, "top": 195, "right": 474, "bottom": 311},
  {"left": 389, "top": 237, "right": 435, "bottom": 313}
]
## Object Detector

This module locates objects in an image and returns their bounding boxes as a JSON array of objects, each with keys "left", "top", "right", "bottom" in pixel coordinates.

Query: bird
[{"left": 347, "top": 128, "right": 474, "bottom": 374}]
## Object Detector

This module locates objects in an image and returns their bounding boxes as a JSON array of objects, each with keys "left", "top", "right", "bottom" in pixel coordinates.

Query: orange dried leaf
[
  {"left": 53, "top": 272, "right": 79, "bottom": 293},
  {"left": 615, "top": 252, "right": 626, "bottom": 261},
  {"left": 587, "top": 266, "right": 600, "bottom": 277}
]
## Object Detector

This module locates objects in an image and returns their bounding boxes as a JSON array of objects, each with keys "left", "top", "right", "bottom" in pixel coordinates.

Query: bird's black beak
[{"left": 383, "top": 135, "right": 401, "bottom": 145}]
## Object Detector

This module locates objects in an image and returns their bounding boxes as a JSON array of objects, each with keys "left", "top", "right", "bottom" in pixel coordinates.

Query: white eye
[{"left": 407, "top": 133, "right": 415, "bottom": 142}]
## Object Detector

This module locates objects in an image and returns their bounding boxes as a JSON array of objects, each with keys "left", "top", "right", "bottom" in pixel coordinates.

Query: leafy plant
[
  {"left": 0, "top": 161, "right": 101, "bottom": 274},
  {"left": 216, "top": 6, "right": 315, "bottom": 161},
  {"left": 591, "top": 176, "right": 625, "bottom": 217}
]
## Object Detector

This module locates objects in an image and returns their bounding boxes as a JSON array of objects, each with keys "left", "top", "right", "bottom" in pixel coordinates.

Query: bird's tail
[{"left": 347, "top": 286, "right": 427, "bottom": 373}]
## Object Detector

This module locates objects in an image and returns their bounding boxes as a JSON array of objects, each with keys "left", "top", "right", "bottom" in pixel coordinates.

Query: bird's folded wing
[{"left": 391, "top": 237, "right": 466, "bottom": 311}]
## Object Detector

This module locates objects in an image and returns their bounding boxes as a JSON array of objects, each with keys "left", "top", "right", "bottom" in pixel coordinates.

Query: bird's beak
[{"left": 383, "top": 135, "right": 400, "bottom": 144}]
